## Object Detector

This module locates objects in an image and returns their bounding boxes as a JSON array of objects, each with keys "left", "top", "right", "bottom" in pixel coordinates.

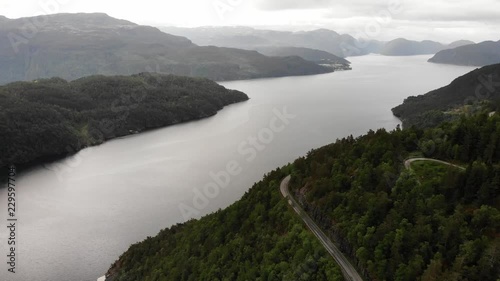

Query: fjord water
[{"left": 0, "top": 55, "right": 475, "bottom": 281}]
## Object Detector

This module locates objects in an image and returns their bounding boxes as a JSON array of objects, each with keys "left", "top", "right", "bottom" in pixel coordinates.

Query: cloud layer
[{"left": 1, "top": 0, "right": 499, "bottom": 42}]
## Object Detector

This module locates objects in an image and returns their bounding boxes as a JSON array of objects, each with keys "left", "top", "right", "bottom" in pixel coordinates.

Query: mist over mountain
[
  {"left": 160, "top": 26, "right": 381, "bottom": 58},
  {"left": 379, "top": 38, "right": 443, "bottom": 56},
  {"left": 0, "top": 13, "right": 332, "bottom": 85},
  {"left": 448, "top": 40, "right": 476, "bottom": 49},
  {"left": 160, "top": 26, "right": 481, "bottom": 59},
  {"left": 428, "top": 40, "right": 500, "bottom": 66}
]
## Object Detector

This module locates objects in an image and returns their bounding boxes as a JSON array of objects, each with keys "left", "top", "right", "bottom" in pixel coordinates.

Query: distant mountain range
[
  {"left": 380, "top": 38, "right": 474, "bottom": 56},
  {"left": 160, "top": 26, "right": 381, "bottom": 58},
  {"left": 160, "top": 26, "right": 475, "bottom": 58},
  {"left": 428, "top": 40, "right": 500, "bottom": 66},
  {"left": 0, "top": 13, "right": 492, "bottom": 85},
  {"left": 0, "top": 13, "right": 332, "bottom": 85},
  {"left": 254, "top": 46, "right": 350, "bottom": 65}
]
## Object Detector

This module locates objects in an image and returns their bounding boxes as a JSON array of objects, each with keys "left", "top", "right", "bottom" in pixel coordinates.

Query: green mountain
[
  {"left": 106, "top": 74, "right": 499, "bottom": 281},
  {"left": 0, "top": 73, "right": 248, "bottom": 168},
  {"left": 285, "top": 113, "right": 500, "bottom": 281},
  {"left": 106, "top": 111, "right": 500, "bottom": 281},
  {"left": 428, "top": 40, "right": 500, "bottom": 66},
  {"left": 0, "top": 13, "right": 332, "bottom": 85},
  {"left": 107, "top": 167, "right": 344, "bottom": 281},
  {"left": 392, "top": 63, "right": 500, "bottom": 128}
]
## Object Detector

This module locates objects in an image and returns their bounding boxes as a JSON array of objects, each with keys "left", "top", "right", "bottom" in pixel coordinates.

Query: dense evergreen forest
[
  {"left": 392, "top": 63, "right": 500, "bottom": 128},
  {"left": 107, "top": 167, "right": 344, "bottom": 281},
  {"left": 289, "top": 111, "right": 500, "bottom": 281},
  {"left": 0, "top": 73, "right": 248, "bottom": 169},
  {"left": 107, "top": 110, "right": 499, "bottom": 281}
]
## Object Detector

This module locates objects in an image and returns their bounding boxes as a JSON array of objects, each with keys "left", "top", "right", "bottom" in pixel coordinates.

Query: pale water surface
[{"left": 0, "top": 55, "right": 475, "bottom": 281}]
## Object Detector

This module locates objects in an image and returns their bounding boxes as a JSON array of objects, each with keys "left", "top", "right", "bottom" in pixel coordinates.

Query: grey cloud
[
  {"left": 258, "top": 0, "right": 500, "bottom": 24},
  {"left": 256, "top": 0, "right": 389, "bottom": 12},
  {"left": 255, "top": 0, "right": 335, "bottom": 10}
]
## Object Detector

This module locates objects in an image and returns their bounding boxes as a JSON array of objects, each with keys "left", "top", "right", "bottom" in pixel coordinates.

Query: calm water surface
[{"left": 0, "top": 55, "right": 475, "bottom": 281}]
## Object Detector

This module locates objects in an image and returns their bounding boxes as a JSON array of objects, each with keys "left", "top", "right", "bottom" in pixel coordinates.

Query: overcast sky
[{"left": 1, "top": 0, "right": 499, "bottom": 43}]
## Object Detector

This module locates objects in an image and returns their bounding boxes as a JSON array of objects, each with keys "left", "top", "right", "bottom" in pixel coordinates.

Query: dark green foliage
[
  {"left": 289, "top": 113, "right": 500, "bottom": 281},
  {"left": 0, "top": 73, "right": 248, "bottom": 168},
  {"left": 107, "top": 113, "right": 499, "bottom": 281},
  {"left": 392, "top": 63, "right": 500, "bottom": 128},
  {"left": 107, "top": 168, "right": 344, "bottom": 281}
]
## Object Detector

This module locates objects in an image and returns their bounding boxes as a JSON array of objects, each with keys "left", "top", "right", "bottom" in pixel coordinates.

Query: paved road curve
[
  {"left": 280, "top": 176, "right": 364, "bottom": 281},
  {"left": 404, "top": 158, "right": 465, "bottom": 171}
]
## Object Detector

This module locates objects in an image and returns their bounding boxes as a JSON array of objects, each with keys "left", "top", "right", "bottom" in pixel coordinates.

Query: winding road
[
  {"left": 404, "top": 158, "right": 465, "bottom": 171},
  {"left": 280, "top": 176, "right": 364, "bottom": 281},
  {"left": 280, "top": 158, "right": 463, "bottom": 281}
]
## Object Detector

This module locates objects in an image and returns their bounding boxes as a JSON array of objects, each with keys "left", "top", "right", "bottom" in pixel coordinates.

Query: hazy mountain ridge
[
  {"left": 160, "top": 26, "right": 478, "bottom": 58},
  {"left": 160, "top": 26, "right": 381, "bottom": 58},
  {"left": 379, "top": 38, "right": 473, "bottom": 56},
  {"left": 428, "top": 40, "right": 500, "bottom": 66},
  {"left": 0, "top": 13, "right": 332, "bottom": 85},
  {"left": 448, "top": 40, "right": 476, "bottom": 49},
  {"left": 254, "top": 46, "right": 350, "bottom": 65}
]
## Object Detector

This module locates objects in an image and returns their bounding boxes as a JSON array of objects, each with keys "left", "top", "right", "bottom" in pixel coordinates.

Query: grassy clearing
[{"left": 410, "top": 160, "right": 461, "bottom": 185}]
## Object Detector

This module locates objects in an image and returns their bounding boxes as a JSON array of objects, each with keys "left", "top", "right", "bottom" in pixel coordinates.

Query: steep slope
[
  {"left": 106, "top": 168, "right": 344, "bottom": 281},
  {"left": 0, "top": 13, "right": 332, "bottom": 85},
  {"left": 0, "top": 73, "right": 249, "bottom": 168},
  {"left": 392, "top": 63, "right": 500, "bottom": 127},
  {"left": 287, "top": 114, "right": 500, "bottom": 281},
  {"left": 428, "top": 40, "right": 500, "bottom": 66},
  {"left": 106, "top": 112, "right": 500, "bottom": 281}
]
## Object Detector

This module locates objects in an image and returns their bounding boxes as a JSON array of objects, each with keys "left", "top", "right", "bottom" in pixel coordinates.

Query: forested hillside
[
  {"left": 392, "top": 63, "right": 500, "bottom": 128},
  {"left": 0, "top": 73, "right": 248, "bottom": 168},
  {"left": 289, "top": 112, "right": 500, "bottom": 280},
  {"left": 107, "top": 110, "right": 499, "bottom": 281},
  {"left": 106, "top": 167, "right": 344, "bottom": 281}
]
